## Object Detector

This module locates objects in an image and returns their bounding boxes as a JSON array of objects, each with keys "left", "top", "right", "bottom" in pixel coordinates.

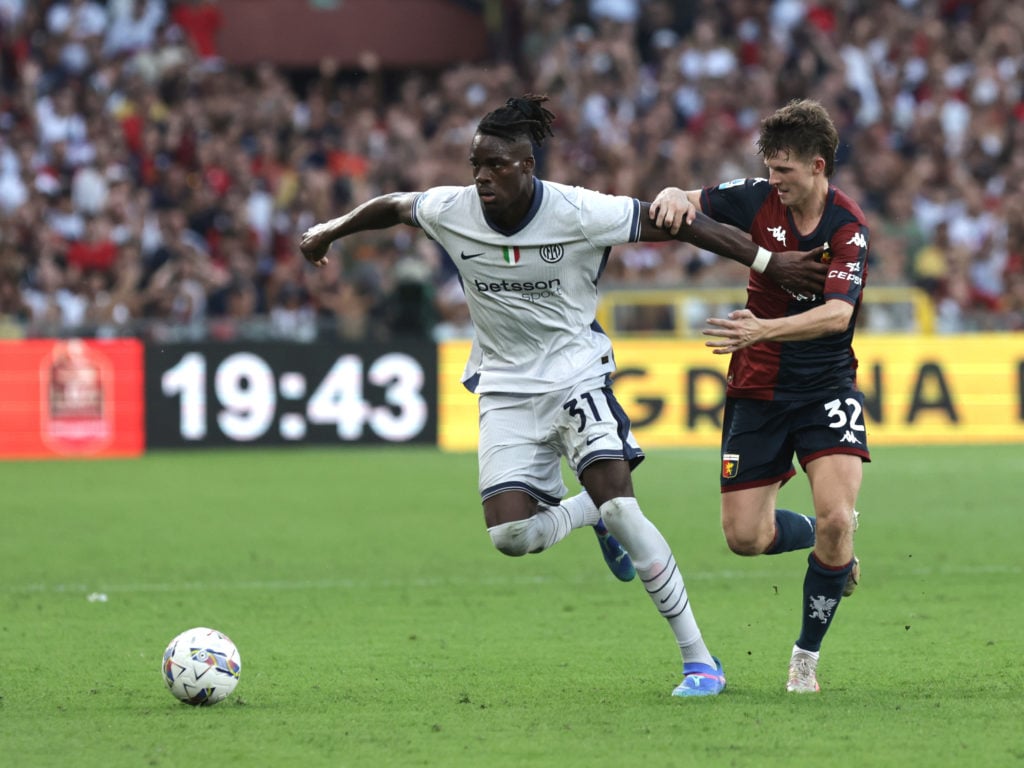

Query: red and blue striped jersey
[{"left": 701, "top": 178, "right": 870, "bottom": 400}]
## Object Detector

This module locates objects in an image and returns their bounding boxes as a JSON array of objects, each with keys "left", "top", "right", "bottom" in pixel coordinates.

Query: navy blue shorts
[{"left": 720, "top": 391, "right": 871, "bottom": 492}]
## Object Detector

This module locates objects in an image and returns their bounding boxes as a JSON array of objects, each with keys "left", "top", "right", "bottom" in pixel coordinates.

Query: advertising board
[
  {"left": 0, "top": 339, "right": 144, "bottom": 459},
  {"left": 438, "top": 336, "right": 1024, "bottom": 450}
]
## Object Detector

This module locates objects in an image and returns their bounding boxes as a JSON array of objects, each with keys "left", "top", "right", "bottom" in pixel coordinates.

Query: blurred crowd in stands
[{"left": 1, "top": 0, "right": 1022, "bottom": 342}]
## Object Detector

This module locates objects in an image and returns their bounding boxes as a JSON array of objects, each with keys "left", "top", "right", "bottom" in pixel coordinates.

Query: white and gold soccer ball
[{"left": 162, "top": 627, "right": 241, "bottom": 706}]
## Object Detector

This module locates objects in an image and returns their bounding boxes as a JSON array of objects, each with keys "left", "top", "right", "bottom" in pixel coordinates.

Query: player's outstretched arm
[
  {"left": 649, "top": 186, "right": 701, "bottom": 233},
  {"left": 300, "top": 192, "right": 419, "bottom": 267},
  {"left": 638, "top": 204, "right": 828, "bottom": 295},
  {"left": 703, "top": 300, "right": 855, "bottom": 354},
  {"left": 761, "top": 246, "right": 828, "bottom": 297}
]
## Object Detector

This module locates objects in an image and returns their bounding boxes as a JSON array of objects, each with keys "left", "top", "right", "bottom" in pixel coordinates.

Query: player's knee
[
  {"left": 813, "top": 508, "right": 852, "bottom": 545},
  {"left": 599, "top": 496, "right": 641, "bottom": 528},
  {"left": 722, "top": 524, "right": 765, "bottom": 556},
  {"left": 487, "top": 519, "right": 533, "bottom": 557}
]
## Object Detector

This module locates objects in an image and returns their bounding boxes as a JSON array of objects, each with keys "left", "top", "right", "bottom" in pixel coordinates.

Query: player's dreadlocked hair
[
  {"left": 757, "top": 99, "right": 839, "bottom": 177},
  {"left": 476, "top": 94, "right": 555, "bottom": 146}
]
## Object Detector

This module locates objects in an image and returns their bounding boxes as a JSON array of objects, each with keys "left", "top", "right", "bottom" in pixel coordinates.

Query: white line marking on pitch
[{"left": 6, "top": 563, "right": 1019, "bottom": 595}]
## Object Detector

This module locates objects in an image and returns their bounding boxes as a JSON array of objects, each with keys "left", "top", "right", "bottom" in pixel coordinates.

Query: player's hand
[
  {"left": 764, "top": 245, "right": 828, "bottom": 297},
  {"left": 649, "top": 187, "right": 696, "bottom": 235},
  {"left": 703, "top": 309, "right": 766, "bottom": 354},
  {"left": 299, "top": 223, "right": 333, "bottom": 267}
]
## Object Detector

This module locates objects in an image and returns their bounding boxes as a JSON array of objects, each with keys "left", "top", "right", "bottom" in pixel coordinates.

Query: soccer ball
[{"left": 162, "top": 627, "right": 241, "bottom": 706}]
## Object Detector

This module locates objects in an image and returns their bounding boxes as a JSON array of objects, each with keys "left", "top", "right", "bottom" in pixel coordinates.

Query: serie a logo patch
[{"left": 722, "top": 453, "right": 740, "bottom": 479}]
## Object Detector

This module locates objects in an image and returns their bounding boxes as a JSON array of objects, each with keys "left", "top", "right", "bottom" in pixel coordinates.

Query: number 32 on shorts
[{"left": 823, "top": 396, "right": 865, "bottom": 433}]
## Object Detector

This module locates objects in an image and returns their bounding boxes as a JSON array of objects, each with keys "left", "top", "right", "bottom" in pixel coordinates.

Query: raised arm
[
  {"left": 637, "top": 202, "right": 828, "bottom": 296},
  {"left": 299, "top": 192, "right": 420, "bottom": 267}
]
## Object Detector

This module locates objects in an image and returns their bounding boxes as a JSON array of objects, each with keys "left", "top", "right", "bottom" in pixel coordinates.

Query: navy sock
[
  {"left": 765, "top": 509, "right": 816, "bottom": 554},
  {"left": 795, "top": 553, "right": 855, "bottom": 652}
]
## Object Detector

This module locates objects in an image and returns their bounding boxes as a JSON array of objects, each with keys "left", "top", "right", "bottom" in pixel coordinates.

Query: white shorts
[{"left": 477, "top": 374, "right": 644, "bottom": 504}]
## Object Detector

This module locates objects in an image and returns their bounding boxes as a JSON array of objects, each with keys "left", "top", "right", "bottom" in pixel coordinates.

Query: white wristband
[{"left": 751, "top": 246, "right": 772, "bottom": 274}]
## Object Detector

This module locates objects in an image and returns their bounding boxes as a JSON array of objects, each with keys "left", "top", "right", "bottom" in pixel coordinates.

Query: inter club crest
[{"left": 539, "top": 244, "right": 564, "bottom": 263}]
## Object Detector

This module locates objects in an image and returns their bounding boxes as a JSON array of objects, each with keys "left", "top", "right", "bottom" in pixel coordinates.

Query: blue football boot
[{"left": 593, "top": 519, "right": 636, "bottom": 582}]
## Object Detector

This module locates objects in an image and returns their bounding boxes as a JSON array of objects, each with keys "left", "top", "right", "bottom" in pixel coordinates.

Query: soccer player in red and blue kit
[{"left": 650, "top": 99, "right": 868, "bottom": 693}]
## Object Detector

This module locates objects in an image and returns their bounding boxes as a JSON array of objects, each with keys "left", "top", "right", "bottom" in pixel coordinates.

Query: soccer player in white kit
[{"left": 300, "top": 95, "right": 826, "bottom": 696}]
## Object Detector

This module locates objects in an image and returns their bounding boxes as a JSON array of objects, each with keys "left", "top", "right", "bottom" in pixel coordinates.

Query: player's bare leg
[
  {"left": 720, "top": 484, "right": 781, "bottom": 556},
  {"left": 722, "top": 481, "right": 817, "bottom": 557}
]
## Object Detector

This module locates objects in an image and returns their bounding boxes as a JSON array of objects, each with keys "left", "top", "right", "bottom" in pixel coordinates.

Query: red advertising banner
[{"left": 0, "top": 339, "right": 144, "bottom": 459}]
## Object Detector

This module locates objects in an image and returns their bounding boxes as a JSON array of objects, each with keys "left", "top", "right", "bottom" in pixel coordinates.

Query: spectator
[
  {"left": 268, "top": 280, "right": 315, "bottom": 342},
  {"left": 104, "top": 0, "right": 165, "bottom": 59},
  {"left": 45, "top": 0, "right": 107, "bottom": 75},
  {"left": 23, "top": 254, "right": 87, "bottom": 334},
  {"left": 170, "top": 0, "right": 222, "bottom": 63},
  {"left": 66, "top": 211, "right": 117, "bottom": 273},
  {"left": 208, "top": 276, "right": 259, "bottom": 340}
]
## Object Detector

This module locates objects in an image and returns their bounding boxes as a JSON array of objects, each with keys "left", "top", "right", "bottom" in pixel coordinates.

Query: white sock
[
  {"left": 561, "top": 490, "right": 602, "bottom": 528},
  {"left": 600, "top": 497, "right": 715, "bottom": 668},
  {"left": 487, "top": 492, "right": 600, "bottom": 555},
  {"left": 792, "top": 645, "right": 820, "bottom": 661}
]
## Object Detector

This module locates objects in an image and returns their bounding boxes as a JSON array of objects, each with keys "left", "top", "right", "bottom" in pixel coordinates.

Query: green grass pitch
[{"left": 2, "top": 445, "right": 1022, "bottom": 768}]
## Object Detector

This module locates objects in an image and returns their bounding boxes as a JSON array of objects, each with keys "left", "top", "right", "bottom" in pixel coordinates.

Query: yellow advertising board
[{"left": 439, "top": 335, "right": 1024, "bottom": 451}]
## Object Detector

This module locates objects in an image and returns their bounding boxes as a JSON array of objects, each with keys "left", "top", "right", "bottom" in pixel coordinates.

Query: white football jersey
[{"left": 412, "top": 179, "right": 642, "bottom": 394}]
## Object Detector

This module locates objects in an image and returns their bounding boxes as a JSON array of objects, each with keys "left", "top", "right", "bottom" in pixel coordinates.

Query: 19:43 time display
[{"left": 145, "top": 344, "right": 438, "bottom": 447}]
